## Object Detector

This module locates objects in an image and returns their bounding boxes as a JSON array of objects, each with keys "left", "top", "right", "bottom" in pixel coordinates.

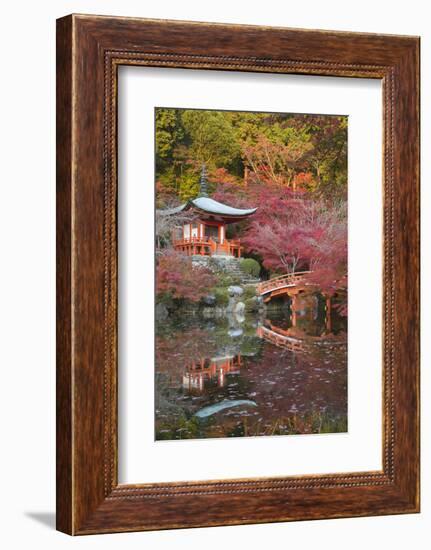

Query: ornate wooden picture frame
[{"left": 56, "top": 14, "right": 420, "bottom": 535}]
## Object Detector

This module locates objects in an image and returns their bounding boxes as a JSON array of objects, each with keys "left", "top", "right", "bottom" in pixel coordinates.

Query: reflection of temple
[
  {"left": 161, "top": 165, "right": 257, "bottom": 257},
  {"left": 182, "top": 354, "right": 242, "bottom": 393}
]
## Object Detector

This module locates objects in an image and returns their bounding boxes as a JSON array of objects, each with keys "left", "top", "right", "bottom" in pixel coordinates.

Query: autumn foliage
[
  {"left": 156, "top": 250, "right": 217, "bottom": 302},
  {"left": 156, "top": 108, "right": 347, "bottom": 205},
  {"left": 214, "top": 182, "right": 347, "bottom": 298},
  {"left": 155, "top": 108, "right": 348, "bottom": 310}
]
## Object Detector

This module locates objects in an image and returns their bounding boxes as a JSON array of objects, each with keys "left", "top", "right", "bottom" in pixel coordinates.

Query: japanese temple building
[{"left": 162, "top": 165, "right": 257, "bottom": 257}]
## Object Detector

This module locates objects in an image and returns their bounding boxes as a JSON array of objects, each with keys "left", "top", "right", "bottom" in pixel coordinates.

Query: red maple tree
[{"left": 156, "top": 250, "right": 217, "bottom": 302}]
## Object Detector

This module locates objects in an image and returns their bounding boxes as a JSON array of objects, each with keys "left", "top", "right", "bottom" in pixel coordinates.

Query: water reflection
[
  {"left": 155, "top": 300, "right": 347, "bottom": 440},
  {"left": 182, "top": 355, "right": 243, "bottom": 394}
]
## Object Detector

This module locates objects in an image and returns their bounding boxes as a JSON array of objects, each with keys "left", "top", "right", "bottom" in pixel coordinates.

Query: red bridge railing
[
  {"left": 256, "top": 325, "right": 346, "bottom": 353},
  {"left": 257, "top": 271, "right": 313, "bottom": 295}
]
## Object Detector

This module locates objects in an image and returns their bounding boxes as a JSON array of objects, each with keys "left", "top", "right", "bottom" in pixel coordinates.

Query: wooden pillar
[{"left": 291, "top": 294, "right": 298, "bottom": 327}]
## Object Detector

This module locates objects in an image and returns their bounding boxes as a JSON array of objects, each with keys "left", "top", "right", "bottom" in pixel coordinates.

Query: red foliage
[
  {"left": 207, "top": 167, "right": 240, "bottom": 186},
  {"left": 242, "top": 135, "right": 313, "bottom": 188},
  {"left": 155, "top": 180, "right": 178, "bottom": 207},
  {"left": 156, "top": 250, "right": 217, "bottom": 302},
  {"left": 198, "top": 182, "right": 347, "bottom": 302},
  {"left": 292, "top": 171, "right": 316, "bottom": 191},
  {"left": 213, "top": 179, "right": 301, "bottom": 211},
  {"left": 233, "top": 185, "right": 347, "bottom": 292}
]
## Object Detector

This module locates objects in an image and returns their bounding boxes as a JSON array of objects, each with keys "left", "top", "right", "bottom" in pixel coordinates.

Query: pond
[{"left": 155, "top": 299, "right": 347, "bottom": 440}]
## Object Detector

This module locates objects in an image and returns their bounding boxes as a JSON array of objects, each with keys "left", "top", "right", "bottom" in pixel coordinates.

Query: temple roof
[
  {"left": 193, "top": 196, "right": 257, "bottom": 216},
  {"left": 158, "top": 164, "right": 257, "bottom": 220},
  {"left": 159, "top": 197, "right": 257, "bottom": 219}
]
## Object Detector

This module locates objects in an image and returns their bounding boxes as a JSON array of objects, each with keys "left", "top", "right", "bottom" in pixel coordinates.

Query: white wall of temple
[{"left": 183, "top": 224, "right": 190, "bottom": 240}]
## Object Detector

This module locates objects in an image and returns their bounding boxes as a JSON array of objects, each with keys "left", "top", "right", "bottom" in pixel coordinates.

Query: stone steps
[{"left": 191, "top": 255, "right": 260, "bottom": 285}]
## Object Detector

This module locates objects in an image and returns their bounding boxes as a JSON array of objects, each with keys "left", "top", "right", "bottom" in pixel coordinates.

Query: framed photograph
[{"left": 56, "top": 14, "right": 420, "bottom": 534}]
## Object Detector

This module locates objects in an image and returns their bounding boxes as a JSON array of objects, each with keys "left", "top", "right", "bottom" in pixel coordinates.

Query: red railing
[
  {"left": 173, "top": 236, "right": 242, "bottom": 257},
  {"left": 257, "top": 271, "right": 313, "bottom": 295},
  {"left": 256, "top": 325, "right": 346, "bottom": 353},
  {"left": 256, "top": 326, "right": 308, "bottom": 352}
]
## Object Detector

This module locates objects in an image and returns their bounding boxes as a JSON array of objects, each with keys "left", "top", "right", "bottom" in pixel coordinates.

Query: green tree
[
  {"left": 298, "top": 115, "right": 348, "bottom": 200},
  {"left": 155, "top": 108, "right": 184, "bottom": 172},
  {"left": 181, "top": 110, "right": 240, "bottom": 168},
  {"left": 178, "top": 171, "right": 200, "bottom": 202}
]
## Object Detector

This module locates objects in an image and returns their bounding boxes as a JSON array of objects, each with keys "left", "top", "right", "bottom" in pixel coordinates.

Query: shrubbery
[
  {"left": 244, "top": 297, "right": 257, "bottom": 312},
  {"left": 240, "top": 258, "right": 261, "bottom": 278},
  {"left": 243, "top": 285, "right": 257, "bottom": 299},
  {"left": 213, "top": 287, "right": 229, "bottom": 306}
]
